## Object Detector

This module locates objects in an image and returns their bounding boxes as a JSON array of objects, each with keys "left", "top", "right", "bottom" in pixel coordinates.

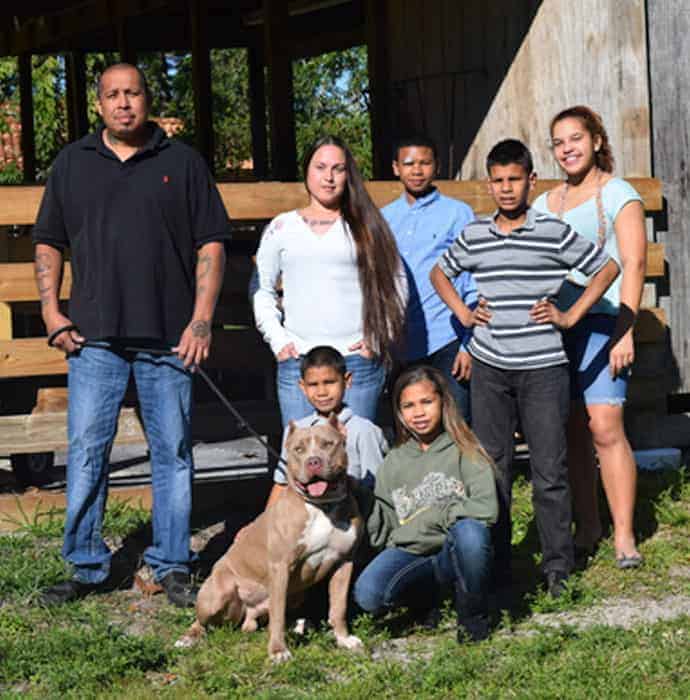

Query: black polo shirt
[{"left": 32, "top": 124, "right": 232, "bottom": 345}]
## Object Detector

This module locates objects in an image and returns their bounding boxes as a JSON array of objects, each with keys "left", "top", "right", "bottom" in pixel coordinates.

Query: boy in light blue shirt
[{"left": 383, "top": 135, "right": 477, "bottom": 421}]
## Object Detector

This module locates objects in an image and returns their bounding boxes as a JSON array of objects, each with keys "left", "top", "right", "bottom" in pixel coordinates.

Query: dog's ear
[
  {"left": 327, "top": 412, "right": 347, "bottom": 437},
  {"left": 287, "top": 420, "right": 297, "bottom": 438}
]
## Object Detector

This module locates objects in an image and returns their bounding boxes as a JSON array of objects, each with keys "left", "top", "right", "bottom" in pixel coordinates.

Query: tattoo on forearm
[
  {"left": 35, "top": 252, "right": 51, "bottom": 275},
  {"left": 37, "top": 282, "right": 53, "bottom": 305},
  {"left": 35, "top": 253, "right": 54, "bottom": 306},
  {"left": 197, "top": 254, "right": 212, "bottom": 280},
  {"left": 191, "top": 320, "right": 210, "bottom": 338}
]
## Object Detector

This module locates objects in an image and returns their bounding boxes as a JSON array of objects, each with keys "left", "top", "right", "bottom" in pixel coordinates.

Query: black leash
[{"left": 47, "top": 324, "right": 284, "bottom": 465}]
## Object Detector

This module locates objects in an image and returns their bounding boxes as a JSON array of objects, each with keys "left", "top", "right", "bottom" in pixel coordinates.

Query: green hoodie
[{"left": 366, "top": 432, "right": 498, "bottom": 556}]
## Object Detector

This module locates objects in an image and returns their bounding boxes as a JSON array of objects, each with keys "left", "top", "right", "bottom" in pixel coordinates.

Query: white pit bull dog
[{"left": 176, "top": 414, "right": 364, "bottom": 662}]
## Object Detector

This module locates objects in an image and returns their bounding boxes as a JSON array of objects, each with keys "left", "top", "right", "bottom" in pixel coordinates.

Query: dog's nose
[{"left": 306, "top": 456, "right": 323, "bottom": 475}]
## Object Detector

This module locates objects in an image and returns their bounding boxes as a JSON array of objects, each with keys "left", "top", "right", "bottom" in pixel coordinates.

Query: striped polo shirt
[{"left": 437, "top": 207, "right": 612, "bottom": 370}]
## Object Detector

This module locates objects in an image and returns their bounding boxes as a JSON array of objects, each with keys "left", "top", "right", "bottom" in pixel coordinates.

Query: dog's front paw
[
  {"left": 174, "top": 635, "right": 197, "bottom": 649},
  {"left": 174, "top": 622, "right": 205, "bottom": 650},
  {"left": 270, "top": 648, "right": 293, "bottom": 664},
  {"left": 335, "top": 634, "right": 364, "bottom": 652}
]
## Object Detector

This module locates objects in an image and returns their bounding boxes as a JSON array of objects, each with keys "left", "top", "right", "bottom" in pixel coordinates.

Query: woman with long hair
[
  {"left": 533, "top": 106, "right": 647, "bottom": 568},
  {"left": 253, "top": 135, "right": 406, "bottom": 425}
]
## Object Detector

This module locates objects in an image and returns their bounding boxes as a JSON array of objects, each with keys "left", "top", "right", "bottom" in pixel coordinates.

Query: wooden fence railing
[{"left": 0, "top": 177, "right": 667, "bottom": 458}]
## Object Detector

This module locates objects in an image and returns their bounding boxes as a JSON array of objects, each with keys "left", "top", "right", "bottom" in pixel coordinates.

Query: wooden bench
[{"left": 0, "top": 177, "right": 667, "bottom": 472}]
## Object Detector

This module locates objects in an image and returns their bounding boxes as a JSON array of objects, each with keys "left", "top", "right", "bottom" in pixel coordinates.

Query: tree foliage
[
  {"left": 0, "top": 45, "right": 371, "bottom": 182},
  {"left": 0, "top": 55, "right": 68, "bottom": 182},
  {"left": 293, "top": 46, "right": 372, "bottom": 177}
]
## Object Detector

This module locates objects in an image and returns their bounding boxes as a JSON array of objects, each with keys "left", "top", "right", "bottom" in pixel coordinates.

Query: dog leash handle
[{"left": 46, "top": 323, "right": 79, "bottom": 347}]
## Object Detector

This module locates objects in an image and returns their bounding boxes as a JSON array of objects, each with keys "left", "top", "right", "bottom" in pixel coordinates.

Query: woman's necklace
[
  {"left": 302, "top": 216, "right": 339, "bottom": 225},
  {"left": 557, "top": 168, "right": 607, "bottom": 248},
  {"left": 300, "top": 211, "right": 340, "bottom": 227}
]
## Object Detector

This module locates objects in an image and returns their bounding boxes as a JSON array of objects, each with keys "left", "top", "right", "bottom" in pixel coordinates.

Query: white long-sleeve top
[{"left": 253, "top": 210, "right": 366, "bottom": 356}]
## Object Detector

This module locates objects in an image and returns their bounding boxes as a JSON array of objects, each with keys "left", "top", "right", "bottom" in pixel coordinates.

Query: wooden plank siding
[
  {"left": 0, "top": 407, "right": 145, "bottom": 455},
  {"left": 375, "top": 0, "right": 649, "bottom": 181},
  {"left": 0, "top": 177, "right": 666, "bottom": 384},
  {"left": 0, "top": 178, "right": 663, "bottom": 227},
  {"left": 647, "top": 0, "right": 690, "bottom": 393}
]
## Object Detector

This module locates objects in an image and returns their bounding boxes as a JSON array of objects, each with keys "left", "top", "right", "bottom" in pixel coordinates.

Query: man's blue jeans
[
  {"left": 277, "top": 353, "right": 386, "bottom": 426},
  {"left": 64, "top": 344, "right": 194, "bottom": 584},
  {"left": 353, "top": 518, "right": 492, "bottom": 615}
]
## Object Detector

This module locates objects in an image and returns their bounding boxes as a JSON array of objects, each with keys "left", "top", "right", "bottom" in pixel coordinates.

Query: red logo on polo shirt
[{"left": 163, "top": 175, "right": 170, "bottom": 184}]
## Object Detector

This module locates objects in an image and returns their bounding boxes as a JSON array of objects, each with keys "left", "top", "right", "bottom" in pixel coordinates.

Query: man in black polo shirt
[{"left": 32, "top": 63, "right": 231, "bottom": 607}]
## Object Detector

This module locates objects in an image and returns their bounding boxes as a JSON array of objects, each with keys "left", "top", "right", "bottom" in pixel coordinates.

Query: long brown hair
[
  {"left": 550, "top": 105, "right": 614, "bottom": 173},
  {"left": 392, "top": 366, "right": 492, "bottom": 465},
  {"left": 302, "top": 135, "right": 405, "bottom": 366}
]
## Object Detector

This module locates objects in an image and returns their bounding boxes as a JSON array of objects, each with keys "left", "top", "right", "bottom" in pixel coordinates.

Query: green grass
[{"left": 1, "top": 468, "right": 688, "bottom": 698}]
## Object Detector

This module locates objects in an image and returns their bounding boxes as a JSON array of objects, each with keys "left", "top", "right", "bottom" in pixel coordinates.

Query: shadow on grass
[
  {"left": 485, "top": 464, "right": 689, "bottom": 626},
  {"left": 91, "top": 477, "right": 273, "bottom": 588}
]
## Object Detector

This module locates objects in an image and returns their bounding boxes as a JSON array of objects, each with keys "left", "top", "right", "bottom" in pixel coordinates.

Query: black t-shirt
[{"left": 32, "top": 124, "right": 232, "bottom": 345}]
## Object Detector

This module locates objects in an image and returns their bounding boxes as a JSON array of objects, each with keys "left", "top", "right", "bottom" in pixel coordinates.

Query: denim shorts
[{"left": 563, "top": 314, "right": 628, "bottom": 406}]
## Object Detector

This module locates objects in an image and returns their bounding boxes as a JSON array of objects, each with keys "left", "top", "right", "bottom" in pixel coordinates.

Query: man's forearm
[
  {"left": 191, "top": 241, "right": 226, "bottom": 329},
  {"left": 34, "top": 243, "right": 64, "bottom": 318}
]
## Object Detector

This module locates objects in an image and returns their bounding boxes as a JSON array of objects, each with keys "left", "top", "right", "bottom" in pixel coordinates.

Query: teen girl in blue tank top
[{"left": 533, "top": 106, "right": 647, "bottom": 569}]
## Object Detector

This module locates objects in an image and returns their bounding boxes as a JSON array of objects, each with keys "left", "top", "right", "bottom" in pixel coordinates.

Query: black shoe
[
  {"left": 159, "top": 571, "right": 198, "bottom": 608},
  {"left": 413, "top": 606, "right": 441, "bottom": 631},
  {"left": 39, "top": 579, "right": 103, "bottom": 606},
  {"left": 455, "top": 590, "right": 490, "bottom": 643},
  {"left": 545, "top": 570, "right": 569, "bottom": 599}
]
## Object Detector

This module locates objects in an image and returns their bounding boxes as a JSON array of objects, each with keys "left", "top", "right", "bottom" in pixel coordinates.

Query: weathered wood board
[
  {"left": 458, "top": 0, "right": 650, "bottom": 179},
  {"left": 0, "top": 178, "right": 663, "bottom": 230},
  {"left": 376, "top": 1, "right": 649, "bottom": 180},
  {"left": 647, "top": 0, "right": 690, "bottom": 392},
  {"left": 0, "top": 328, "right": 272, "bottom": 378},
  {"left": 0, "top": 407, "right": 145, "bottom": 455},
  {"left": 0, "top": 263, "right": 72, "bottom": 301}
]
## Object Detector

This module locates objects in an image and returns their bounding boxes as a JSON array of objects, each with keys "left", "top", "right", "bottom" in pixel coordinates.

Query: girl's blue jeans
[
  {"left": 353, "top": 518, "right": 492, "bottom": 615},
  {"left": 64, "top": 344, "right": 194, "bottom": 584},
  {"left": 277, "top": 352, "right": 386, "bottom": 426}
]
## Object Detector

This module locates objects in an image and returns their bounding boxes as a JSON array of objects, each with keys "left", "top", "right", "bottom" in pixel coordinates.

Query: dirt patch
[{"left": 525, "top": 594, "right": 690, "bottom": 631}]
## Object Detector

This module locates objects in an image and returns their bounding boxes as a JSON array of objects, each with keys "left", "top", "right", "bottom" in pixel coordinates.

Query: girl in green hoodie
[{"left": 353, "top": 366, "right": 498, "bottom": 642}]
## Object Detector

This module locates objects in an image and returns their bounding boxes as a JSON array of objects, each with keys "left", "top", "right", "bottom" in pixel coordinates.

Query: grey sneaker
[{"left": 159, "top": 571, "right": 198, "bottom": 608}]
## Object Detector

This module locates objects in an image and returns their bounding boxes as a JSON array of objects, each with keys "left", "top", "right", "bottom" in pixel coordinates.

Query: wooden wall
[
  {"left": 379, "top": 0, "right": 650, "bottom": 180},
  {"left": 647, "top": 0, "right": 690, "bottom": 393}
]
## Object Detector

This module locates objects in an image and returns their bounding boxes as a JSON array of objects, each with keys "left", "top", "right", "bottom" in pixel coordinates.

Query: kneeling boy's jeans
[
  {"left": 353, "top": 518, "right": 492, "bottom": 614},
  {"left": 64, "top": 344, "right": 194, "bottom": 584}
]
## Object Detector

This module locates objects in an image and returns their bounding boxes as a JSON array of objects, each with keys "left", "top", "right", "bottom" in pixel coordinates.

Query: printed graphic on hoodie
[{"left": 392, "top": 472, "right": 465, "bottom": 524}]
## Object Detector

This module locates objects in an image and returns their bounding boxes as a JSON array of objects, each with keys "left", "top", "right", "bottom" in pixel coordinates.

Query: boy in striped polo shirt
[{"left": 430, "top": 139, "right": 619, "bottom": 597}]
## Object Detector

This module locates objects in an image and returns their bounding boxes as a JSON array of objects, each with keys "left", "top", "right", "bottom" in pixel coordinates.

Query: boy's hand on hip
[
  {"left": 465, "top": 298, "right": 491, "bottom": 327},
  {"left": 173, "top": 319, "right": 212, "bottom": 368},
  {"left": 529, "top": 299, "right": 571, "bottom": 329}
]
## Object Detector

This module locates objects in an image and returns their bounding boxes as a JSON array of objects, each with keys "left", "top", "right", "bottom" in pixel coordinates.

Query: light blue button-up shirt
[{"left": 383, "top": 188, "right": 477, "bottom": 361}]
